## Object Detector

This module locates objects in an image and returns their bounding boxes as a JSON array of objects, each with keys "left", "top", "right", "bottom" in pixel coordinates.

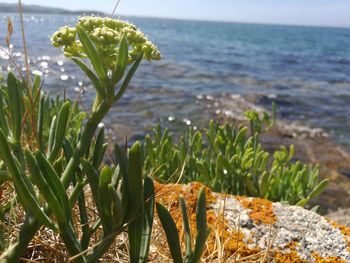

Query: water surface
[{"left": 1, "top": 14, "right": 350, "bottom": 145}]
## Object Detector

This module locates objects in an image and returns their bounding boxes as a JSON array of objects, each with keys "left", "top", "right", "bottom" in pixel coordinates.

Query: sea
[{"left": 1, "top": 13, "right": 350, "bottom": 146}]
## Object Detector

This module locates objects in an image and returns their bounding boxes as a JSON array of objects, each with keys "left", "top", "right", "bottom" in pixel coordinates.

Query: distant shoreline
[
  {"left": 1, "top": 2, "right": 349, "bottom": 30},
  {"left": 0, "top": 2, "right": 105, "bottom": 16}
]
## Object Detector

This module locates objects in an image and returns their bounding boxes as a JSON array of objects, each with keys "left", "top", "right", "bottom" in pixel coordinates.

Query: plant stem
[{"left": 61, "top": 101, "right": 110, "bottom": 188}]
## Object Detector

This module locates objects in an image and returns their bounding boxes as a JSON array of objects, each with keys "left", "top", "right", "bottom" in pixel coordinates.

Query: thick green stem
[
  {"left": 61, "top": 101, "right": 110, "bottom": 188},
  {"left": 78, "top": 191, "right": 90, "bottom": 250}
]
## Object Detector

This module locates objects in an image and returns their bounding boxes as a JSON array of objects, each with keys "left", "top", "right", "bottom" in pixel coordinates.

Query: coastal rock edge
[{"left": 155, "top": 182, "right": 350, "bottom": 262}]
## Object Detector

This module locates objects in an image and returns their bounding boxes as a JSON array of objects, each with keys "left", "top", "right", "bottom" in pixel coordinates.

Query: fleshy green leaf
[
  {"left": 76, "top": 25, "right": 107, "bottom": 82},
  {"left": 156, "top": 203, "right": 183, "bottom": 263},
  {"left": 114, "top": 53, "right": 143, "bottom": 102},
  {"left": 72, "top": 58, "right": 106, "bottom": 98}
]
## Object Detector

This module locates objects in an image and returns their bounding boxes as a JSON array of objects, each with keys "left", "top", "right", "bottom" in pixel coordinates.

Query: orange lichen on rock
[
  {"left": 235, "top": 196, "right": 277, "bottom": 224},
  {"left": 154, "top": 182, "right": 261, "bottom": 260},
  {"left": 220, "top": 230, "right": 260, "bottom": 258},
  {"left": 274, "top": 242, "right": 346, "bottom": 263},
  {"left": 274, "top": 241, "right": 307, "bottom": 263},
  {"left": 275, "top": 251, "right": 307, "bottom": 263},
  {"left": 312, "top": 253, "right": 346, "bottom": 263}
]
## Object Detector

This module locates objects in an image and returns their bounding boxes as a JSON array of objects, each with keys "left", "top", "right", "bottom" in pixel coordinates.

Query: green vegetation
[
  {"left": 0, "top": 17, "right": 210, "bottom": 263},
  {"left": 143, "top": 115, "right": 328, "bottom": 206}
]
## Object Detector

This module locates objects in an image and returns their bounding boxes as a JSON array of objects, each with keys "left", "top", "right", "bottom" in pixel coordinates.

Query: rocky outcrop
[{"left": 155, "top": 182, "right": 350, "bottom": 262}]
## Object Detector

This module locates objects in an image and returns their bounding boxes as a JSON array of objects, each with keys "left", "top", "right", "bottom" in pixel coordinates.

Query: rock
[
  {"left": 326, "top": 208, "right": 350, "bottom": 227},
  {"left": 155, "top": 182, "right": 350, "bottom": 262}
]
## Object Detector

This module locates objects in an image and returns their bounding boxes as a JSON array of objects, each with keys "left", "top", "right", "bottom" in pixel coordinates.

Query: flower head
[{"left": 51, "top": 16, "right": 161, "bottom": 68}]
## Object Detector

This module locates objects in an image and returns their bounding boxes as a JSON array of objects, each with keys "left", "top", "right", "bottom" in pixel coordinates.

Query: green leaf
[
  {"left": 80, "top": 159, "right": 99, "bottom": 208},
  {"left": 156, "top": 203, "right": 183, "bottom": 263},
  {"left": 37, "top": 94, "right": 45, "bottom": 151},
  {"left": 114, "top": 53, "right": 143, "bottom": 102},
  {"left": 35, "top": 151, "right": 70, "bottom": 218},
  {"left": 192, "top": 187, "right": 209, "bottom": 263},
  {"left": 25, "top": 149, "right": 66, "bottom": 224},
  {"left": 76, "top": 25, "right": 107, "bottom": 81},
  {"left": 109, "top": 185, "right": 123, "bottom": 229},
  {"left": 98, "top": 166, "right": 113, "bottom": 233},
  {"left": 139, "top": 176, "right": 155, "bottom": 263},
  {"left": 49, "top": 101, "right": 70, "bottom": 162},
  {"left": 112, "top": 35, "right": 128, "bottom": 84},
  {"left": 246, "top": 179, "right": 258, "bottom": 197},
  {"left": 296, "top": 198, "right": 308, "bottom": 207},
  {"left": 0, "top": 130, "right": 54, "bottom": 229},
  {"left": 72, "top": 58, "right": 106, "bottom": 98},
  {"left": 180, "top": 197, "right": 192, "bottom": 261},
  {"left": 196, "top": 161, "right": 210, "bottom": 183},
  {"left": 92, "top": 127, "right": 105, "bottom": 169},
  {"left": 47, "top": 115, "right": 57, "bottom": 155},
  {"left": 126, "top": 141, "right": 143, "bottom": 220},
  {"left": 7, "top": 72, "right": 23, "bottom": 143},
  {"left": 62, "top": 137, "right": 74, "bottom": 162},
  {"left": 0, "top": 92, "right": 9, "bottom": 136},
  {"left": 258, "top": 171, "right": 269, "bottom": 198},
  {"left": 307, "top": 179, "right": 329, "bottom": 200},
  {"left": 114, "top": 143, "right": 130, "bottom": 219},
  {"left": 32, "top": 75, "right": 41, "bottom": 98},
  {"left": 128, "top": 204, "right": 143, "bottom": 263}
]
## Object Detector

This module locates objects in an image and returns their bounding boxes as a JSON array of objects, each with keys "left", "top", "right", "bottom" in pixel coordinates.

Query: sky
[{"left": 1, "top": 0, "right": 350, "bottom": 28}]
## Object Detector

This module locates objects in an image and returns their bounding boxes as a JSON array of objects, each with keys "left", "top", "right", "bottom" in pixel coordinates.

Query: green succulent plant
[
  {"left": 0, "top": 16, "right": 166, "bottom": 263},
  {"left": 143, "top": 119, "right": 328, "bottom": 206}
]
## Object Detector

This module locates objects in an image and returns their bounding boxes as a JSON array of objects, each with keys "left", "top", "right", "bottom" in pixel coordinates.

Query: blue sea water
[{"left": 1, "top": 14, "right": 350, "bottom": 145}]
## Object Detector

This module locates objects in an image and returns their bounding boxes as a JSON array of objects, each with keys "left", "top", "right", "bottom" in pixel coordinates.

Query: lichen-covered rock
[{"left": 155, "top": 182, "right": 350, "bottom": 262}]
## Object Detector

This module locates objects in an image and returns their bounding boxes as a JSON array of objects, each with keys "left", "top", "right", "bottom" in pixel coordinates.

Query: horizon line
[{"left": 1, "top": 2, "right": 350, "bottom": 30}]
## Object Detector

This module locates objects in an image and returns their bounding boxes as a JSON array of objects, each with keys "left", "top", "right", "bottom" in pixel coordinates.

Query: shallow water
[{"left": 1, "top": 14, "right": 350, "bottom": 146}]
